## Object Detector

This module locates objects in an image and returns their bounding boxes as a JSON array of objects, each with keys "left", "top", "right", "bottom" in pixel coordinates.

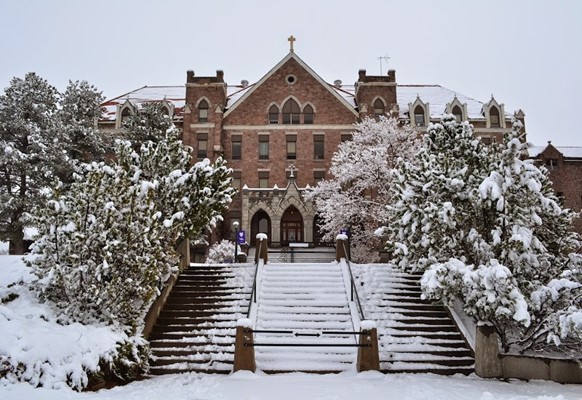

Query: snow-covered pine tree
[
  {"left": 30, "top": 128, "right": 234, "bottom": 331},
  {"left": 0, "top": 73, "right": 70, "bottom": 254},
  {"left": 384, "top": 115, "right": 582, "bottom": 350},
  {"left": 122, "top": 102, "right": 173, "bottom": 145},
  {"left": 59, "top": 80, "right": 109, "bottom": 164},
  {"left": 305, "top": 116, "right": 420, "bottom": 262}
]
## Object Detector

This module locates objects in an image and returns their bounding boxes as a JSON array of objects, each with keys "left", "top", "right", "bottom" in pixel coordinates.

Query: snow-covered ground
[
  {"left": 1, "top": 255, "right": 580, "bottom": 399},
  {"left": 2, "top": 370, "right": 581, "bottom": 400}
]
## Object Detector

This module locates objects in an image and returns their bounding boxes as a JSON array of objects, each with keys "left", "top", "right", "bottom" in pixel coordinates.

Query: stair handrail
[
  {"left": 340, "top": 239, "right": 366, "bottom": 322},
  {"left": 245, "top": 238, "right": 265, "bottom": 319}
]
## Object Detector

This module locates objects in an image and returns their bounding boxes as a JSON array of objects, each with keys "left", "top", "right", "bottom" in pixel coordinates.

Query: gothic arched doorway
[
  {"left": 281, "top": 205, "right": 303, "bottom": 245},
  {"left": 251, "top": 210, "right": 271, "bottom": 246}
]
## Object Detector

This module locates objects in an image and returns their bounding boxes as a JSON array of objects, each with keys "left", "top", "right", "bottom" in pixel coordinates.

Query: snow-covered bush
[
  {"left": 206, "top": 240, "right": 236, "bottom": 264},
  {"left": 384, "top": 115, "right": 582, "bottom": 350},
  {"left": 30, "top": 129, "right": 233, "bottom": 332},
  {"left": 306, "top": 116, "right": 420, "bottom": 262}
]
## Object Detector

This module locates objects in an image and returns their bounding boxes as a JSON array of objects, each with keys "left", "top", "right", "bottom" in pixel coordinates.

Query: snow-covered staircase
[
  {"left": 148, "top": 264, "right": 253, "bottom": 374},
  {"left": 253, "top": 263, "right": 359, "bottom": 373},
  {"left": 355, "top": 265, "right": 475, "bottom": 374}
]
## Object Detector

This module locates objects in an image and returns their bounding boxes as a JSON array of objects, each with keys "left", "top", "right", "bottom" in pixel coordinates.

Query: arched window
[
  {"left": 198, "top": 99, "right": 209, "bottom": 123},
  {"left": 489, "top": 106, "right": 500, "bottom": 128},
  {"left": 414, "top": 105, "right": 425, "bottom": 126},
  {"left": 452, "top": 105, "right": 463, "bottom": 122},
  {"left": 161, "top": 105, "right": 170, "bottom": 116},
  {"left": 268, "top": 105, "right": 279, "bottom": 124},
  {"left": 283, "top": 99, "right": 300, "bottom": 124},
  {"left": 121, "top": 107, "right": 132, "bottom": 124},
  {"left": 373, "top": 99, "right": 385, "bottom": 117},
  {"left": 303, "top": 104, "right": 314, "bottom": 124}
]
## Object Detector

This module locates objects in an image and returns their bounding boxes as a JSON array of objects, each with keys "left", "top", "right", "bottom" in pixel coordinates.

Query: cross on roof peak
[{"left": 288, "top": 35, "right": 296, "bottom": 53}]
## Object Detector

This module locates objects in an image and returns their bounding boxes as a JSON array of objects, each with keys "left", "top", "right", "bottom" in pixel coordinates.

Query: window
[
  {"left": 259, "top": 135, "right": 269, "bottom": 160},
  {"left": 452, "top": 105, "right": 463, "bottom": 122},
  {"left": 414, "top": 106, "right": 425, "bottom": 126},
  {"left": 341, "top": 133, "right": 352, "bottom": 142},
  {"left": 121, "top": 106, "right": 132, "bottom": 124},
  {"left": 197, "top": 133, "right": 208, "bottom": 159},
  {"left": 314, "top": 170, "right": 325, "bottom": 184},
  {"left": 283, "top": 99, "right": 300, "bottom": 124},
  {"left": 198, "top": 99, "right": 209, "bottom": 122},
  {"left": 374, "top": 98, "right": 385, "bottom": 117},
  {"left": 314, "top": 134, "right": 324, "bottom": 160},
  {"left": 490, "top": 106, "right": 500, "bottom": 128},
  {"left": 232, "top": 171, "right": 242, "bottom": 194},
  {"left": 286, "top": 135, "right": 297, "bottom": 159},
  {"left": 231, "top": 135, "right": 242, "bottom": 160},
  {"left": 545, "top": 158, "right": 558, "bottom": 170},
  {"left": 269, "top": 105, "right": 279, "bottom": 124},
  {"left": 303, "top": 105, "right": 314, "bottom": 124},
  {"left": 258, "top": 171, "right": 269, "bottom": 188}
]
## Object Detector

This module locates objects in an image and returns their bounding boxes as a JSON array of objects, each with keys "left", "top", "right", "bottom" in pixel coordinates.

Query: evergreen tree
[
  {"left": 0, "top": 73, "right": 70, "bottom": 254},
  {"left": 30, "top": 128, "right": 234, "bottom": 331},
  {"left": 122, "top": 102, "right": 173, "bottom": 145},
  {"left": 59, "top": 80, "right": 109, "bottom": 163},
  {"left": 384, "top": 115, "right": 582, "bottom": 350}
]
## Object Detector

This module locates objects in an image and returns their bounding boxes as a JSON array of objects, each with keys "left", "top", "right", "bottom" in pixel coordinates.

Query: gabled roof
[
  {"left": 223, "top": 52, "right": 359, "bottom": 118},
  {"left": 528, "top": 144, "right": 582, "bottom": 159}
]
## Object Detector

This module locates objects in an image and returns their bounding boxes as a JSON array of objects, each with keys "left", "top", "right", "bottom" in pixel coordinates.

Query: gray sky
[{"left": 1, "top": 0, "right": 581, "bottom": 146}]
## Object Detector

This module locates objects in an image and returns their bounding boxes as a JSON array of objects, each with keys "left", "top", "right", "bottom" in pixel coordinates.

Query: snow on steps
[
  {"left": 248, "top": 246, "right": 336, "bottom": 264},
  {"left": 254, "top": 263, "right": 358, "bottom": 373},
  {"left": 148, "top": 264, "right": 253, "bottom": 375},
  {"left": 354, "top": 264, "right": 475, "bottom": 375}
]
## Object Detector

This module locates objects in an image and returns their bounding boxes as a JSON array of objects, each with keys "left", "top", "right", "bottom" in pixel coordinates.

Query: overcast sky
[{"left": 1, "top": 0, "right": 580, "bottom": 146}]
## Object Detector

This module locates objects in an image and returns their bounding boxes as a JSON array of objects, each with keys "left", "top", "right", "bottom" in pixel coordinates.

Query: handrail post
[
  {"left": 234, "top": 319, "right": 256, "bottom": 372},
  {"left": 357, "top": 321, "right": 380, "bottom": 372}
]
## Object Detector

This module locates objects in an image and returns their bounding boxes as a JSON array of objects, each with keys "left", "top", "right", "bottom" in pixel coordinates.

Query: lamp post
[{"left": 233, "top": 221, "right": 240, "bottom": 263}]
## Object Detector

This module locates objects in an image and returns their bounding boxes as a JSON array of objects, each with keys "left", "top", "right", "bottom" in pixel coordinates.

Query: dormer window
[
  {"left": 545, "top": 158, "right": 558, "bottom": 170},
  {"left": 198, "top": 99, "right": 209, "bottom": 123},
  {"left": 452, "top": 105, "right": 463, "bottom": 122},
  {"left": 283, "top": 99, "right": 300, "bottom": 124},
  {"left": 303, "top": 104, "right": 314, "bottom": 124},
  {"left": 373, "top": 98, "right": 385, "bottom": 117},
  {"left": 269, "top": 105, "right": 279, "bottom": 124},
  {"left": 489, "top": 106, "right": 500, "bottom": 128},
  {"left": 121, "top": 106, "right": 132, "bottom": 124},
  {"left": 414, "top": 106, "right": 425, "bottom": 126}
]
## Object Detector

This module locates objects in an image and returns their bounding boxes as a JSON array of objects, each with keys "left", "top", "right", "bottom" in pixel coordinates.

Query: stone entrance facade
[{"left": 242, "top": 174, "right": 319, "bottom": 247}]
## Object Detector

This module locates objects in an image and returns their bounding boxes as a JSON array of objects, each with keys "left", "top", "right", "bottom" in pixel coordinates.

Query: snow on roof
[
  {"left": 397, "top": 85, "right": 487, "bottom": 119},
  {"left": 528, "top": 145, "right": 582, "bottom": 159},
  {"left": 100, "top": 86, "right": 186, "bottom": 122}
]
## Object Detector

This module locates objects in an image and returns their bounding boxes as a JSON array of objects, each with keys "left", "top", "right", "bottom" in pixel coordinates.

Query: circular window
[{"left": 286, "top": 75, "right": 297, "bottom": 85}]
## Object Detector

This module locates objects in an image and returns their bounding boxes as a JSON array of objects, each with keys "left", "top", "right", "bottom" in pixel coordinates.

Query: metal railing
[
  {"left": 245, "top": 239, "right": 265, "bottom": 318},
  {"left": 340, "top": 240, "right": 366, "bottom": 322},
  {"left": 245, "top": 329, "right": 371, "bottom": 348}
]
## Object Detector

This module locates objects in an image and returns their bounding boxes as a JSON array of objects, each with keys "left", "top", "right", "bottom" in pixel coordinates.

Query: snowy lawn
[
  {"left": 0, "top": 256, "right": 137, "bottom": 390},
  {"left": 1, "top": 370, "right": 581, "bottom": 400}
]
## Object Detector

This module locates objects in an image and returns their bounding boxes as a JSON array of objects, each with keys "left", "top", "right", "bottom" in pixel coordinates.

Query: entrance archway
[
  {"left": 280, "top": 205, "right": 303, "bottom": 244},
  {"left": 251, "top": 210, "right": 271, "bottom": 246}
]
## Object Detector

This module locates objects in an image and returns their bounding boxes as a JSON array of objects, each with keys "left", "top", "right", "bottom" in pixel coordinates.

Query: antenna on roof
[{"left": 377, "top": 54, "right": 391, "bottom": 75}]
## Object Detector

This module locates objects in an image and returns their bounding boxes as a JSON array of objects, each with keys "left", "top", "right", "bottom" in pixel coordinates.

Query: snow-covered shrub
[
  {"left": 385, "top": 115, "right": 582, "bottom": 350},
  {"left": 29, "top": 129, "right": 234, "bottom": 333},
  {"left": 206, "top": 240, "right": 236, "bottom": 264},
  {"left": 306, "top": 116, "right": 420, "bottom": 261}
]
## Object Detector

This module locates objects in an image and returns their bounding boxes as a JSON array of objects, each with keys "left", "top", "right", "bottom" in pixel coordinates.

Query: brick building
[
  {"left": 529, "top": 143, "right": 582, "bottom": 233},
  {"left": 100, "top": 39, "right": 531, "bottom": 255}
]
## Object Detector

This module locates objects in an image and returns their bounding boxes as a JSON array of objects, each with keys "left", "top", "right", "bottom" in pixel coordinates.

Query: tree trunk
[{"left": 11, "top": 227, "right": 25, "bottom": 255}]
